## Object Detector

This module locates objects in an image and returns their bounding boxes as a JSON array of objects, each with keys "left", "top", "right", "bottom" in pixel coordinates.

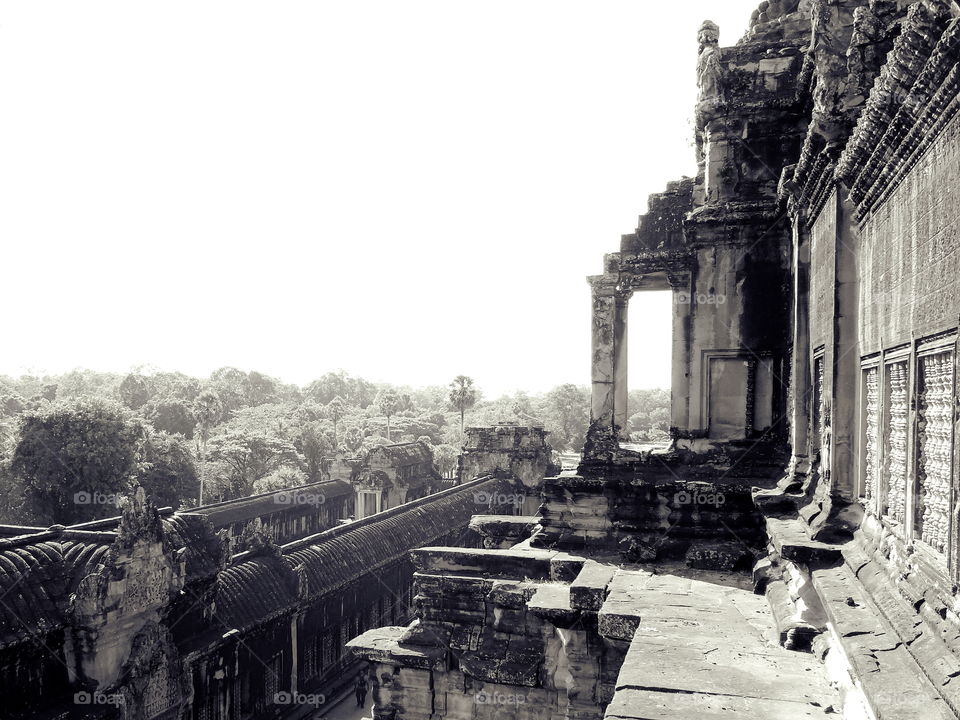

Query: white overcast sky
[{"left": 1, "top": 1, "right": 760, "bottom": 397}]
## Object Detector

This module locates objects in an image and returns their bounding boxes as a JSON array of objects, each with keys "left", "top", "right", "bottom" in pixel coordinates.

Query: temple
[
  {"left": 348, "top": 2, "right": 960, "bottom": 719},
  {"left": 5, "top": 1, "right": 960, "bottom": 718}
]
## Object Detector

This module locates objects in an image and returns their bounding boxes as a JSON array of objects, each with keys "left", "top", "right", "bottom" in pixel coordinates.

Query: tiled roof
[
  {"left": 210, "top": 477, "right": 511, "bottom": 633},
  {"left": 213, "top": 554, "right": 298, "bottom": 631},
  {"left": 194, "top": 480, "right": 353, "bottom": 527},
  {"left": 0, "top": 533, "right": 111, "bottom": 649},
  {"left": 367, "top": 441, "right": 433, "bottom": 467}
]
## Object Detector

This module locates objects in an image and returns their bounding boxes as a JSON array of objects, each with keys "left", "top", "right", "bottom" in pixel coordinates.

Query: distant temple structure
[
  {"left": 349, "top": 3, "right": 960, "bottom": 719},
  {"left": 0, "top": 438, "right": 543, "bottom": 719}
]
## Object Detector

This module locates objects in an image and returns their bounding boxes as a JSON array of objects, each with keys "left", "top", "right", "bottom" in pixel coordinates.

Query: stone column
[
  {"left": 789, "top": 213, "right": 811, "bottom": 479},
  {"left": 830, "top": 189, "right": 860, "bottom": 504},
  {"left": 589, "top": 275, "right": 618, "bottom": 429},
  {"left": 588, "top": 274, "right": 630, "bottom": 434},
  {"left": 669, "top": 273, "right": 692, "bottom": 433},
  {"left": 614, "top": 292, "right": 632, "bottom": 435}
]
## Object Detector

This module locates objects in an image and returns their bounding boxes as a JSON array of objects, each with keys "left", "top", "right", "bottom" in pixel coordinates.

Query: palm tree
[
  {"left": 192, "top": 389, "right": 223, "bottom": 505},
  {"left": 326, "top": 396, "right": 347, "bottom": 448},
  {"left": 374, "top": 389, "right": 401, "bottom": 442},
  {"left": 448, "top": 376, "right": 477, "bottom": 435}
]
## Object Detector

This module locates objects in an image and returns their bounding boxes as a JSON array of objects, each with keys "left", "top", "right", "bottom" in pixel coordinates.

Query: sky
[{"left": 0, "top": 1, "right": 760, "bottom": 398}]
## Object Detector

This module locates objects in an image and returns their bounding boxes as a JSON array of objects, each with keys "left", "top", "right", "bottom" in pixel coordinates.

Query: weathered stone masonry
[
  {"left": 351, "top": 3, "right": 960, "bottom": 719},
  {"left": 0, "top": 469, "right": 524, "bottom": 719}
]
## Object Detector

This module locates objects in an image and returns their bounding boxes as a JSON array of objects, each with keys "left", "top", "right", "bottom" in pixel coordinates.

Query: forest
[{"left": 0, "top": 368, "right": 669, "bottom": 526}]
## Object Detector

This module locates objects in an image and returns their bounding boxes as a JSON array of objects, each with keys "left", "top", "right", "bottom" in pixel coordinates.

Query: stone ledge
[
  {"left": 598, "top": 569, "right": 652, "bottom": 641},
  {"left": 605, "top": 687, "right": 834, "bottom": 719},
  {"left": 346, "top": 626, "right": 445, "bottom": 670},
  {"left": 811, "top": 562, "right": 956, "bottom": 719},
  {"left": 570, "top": 560, "right": 617, "bottom": 611},
  {"left": 411, "top": 547, "right": 584, "bottom": 581},
  {"left": 527, "top": 584, "right": 577, "bottom": 625},
  {"left": 766, "top": 518, "right": 842, "bottom": 567}
]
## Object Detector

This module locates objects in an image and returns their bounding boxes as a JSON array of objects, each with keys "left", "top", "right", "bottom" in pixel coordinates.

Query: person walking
[{"left": 355, "top": 672, "right": 368, "bottom": 708}]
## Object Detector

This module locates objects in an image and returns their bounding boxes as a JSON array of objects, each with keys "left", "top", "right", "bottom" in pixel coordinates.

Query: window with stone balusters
[
  {"left": 861, "top": 334, "right": 958, "bottom": 570},
  {"left": 860, "top": 362, "right": 880, "bottom": 506},
  {"left": 915, "top": 344, "right": 955, "bottom": 556}
]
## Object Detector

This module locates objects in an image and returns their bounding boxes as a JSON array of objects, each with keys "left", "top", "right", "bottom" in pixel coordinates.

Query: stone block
[
  {"left": 412, "top": 547, "right": 558, "bottom": 580},
  {"left": 684, "top": 540, "right": 754, "bottom": 570},
  {"left": 570, "top": 560, "right": 616, "bottom": 611}
]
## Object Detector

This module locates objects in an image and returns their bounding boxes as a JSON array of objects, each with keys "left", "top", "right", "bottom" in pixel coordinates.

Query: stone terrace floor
[{"left": 606, "top": 563, "right": 838, "bottom": 720}]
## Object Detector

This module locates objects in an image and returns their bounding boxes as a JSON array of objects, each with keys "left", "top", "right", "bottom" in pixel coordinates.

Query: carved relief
[
  {"left": 142, "top": 652, "right": 177, "bottom": 719},
  {"left": 916, "top": 351, "right": 953, "bottom": 554},
  {"left": 864, "top": 366, "right": 880, "bottom": 504},
  {"left": 883, "top": 360, "right": 909, "bottom": 528}
]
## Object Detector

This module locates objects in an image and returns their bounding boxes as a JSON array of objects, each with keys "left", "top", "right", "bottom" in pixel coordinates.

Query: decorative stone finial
[
  {"left": 697, "top": 21, "right": 723, "bottom": 104},
  {"left": 698, "top": 20, "right": 720, "bottom": 53},
  {"left": 117, "top": 483, "right": 164, "bottom": 548}
]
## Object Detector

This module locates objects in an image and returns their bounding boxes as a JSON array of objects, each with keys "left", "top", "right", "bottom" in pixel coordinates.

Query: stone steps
[{"left": 812, "top": 559, "right": 957, "bottom": 719}]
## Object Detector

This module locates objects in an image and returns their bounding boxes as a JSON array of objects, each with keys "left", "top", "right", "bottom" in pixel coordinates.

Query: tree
[
  {"left": 448, "top": 376, "right": 478, "bottom": 435},
  {"left": 374, "top": 389, "right": 402, "bottom": 442},
  {"left": 118, "top": 373, "right": 153, "bottom": 410},
  {"left": 243, "top": 371, "right": 279, "bottom": 407},
  {"left": 11, "top": 398, "right": 141, "bottom": 524},
  {"left": 343, "top": 425, "right": 365, "bottom": 454},
  {"left": 135, "top": 430, "right": 199, "bottom": 510},
  {"left": 145, "top": 397, "right": 197, "bottom": 438},
  {"left": 542, "top": 384, "right": 589, "bottom": 451},
  {"left": 298, "top": 420, "right": 335, "bottom": 482},
  {"left": 432, "top": 444, "right": 459, "bottom": 478},
  {"left": 253, "top": 466, "right": 308, "bottom": 494},
  {"left": 305, "top": 371, "right": 377, "bottom": 408},
  {"left": 207, "top": 424, "right": 304, "bottom": 499},
  {"left": 206, "top": 367, "right": 248, "bottom": 417},
  {"left": 193, "top": 390, "right": 224, "bottom": 504},
  {"left": 325, "top": 396, "right": 347, "bottom": 447}
]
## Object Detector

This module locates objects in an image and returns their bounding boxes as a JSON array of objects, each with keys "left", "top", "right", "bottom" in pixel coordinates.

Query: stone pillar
[
  {"left": 789, "top": 213, "right": 810, "bottom": 478},
  {"left": 588, "top": 275, "right": 619, "bottom": 429},
  {"left": 613, "top": 292, "right": 631, "bottom": 435},
  {"left": 830, "top": 189, "right": 860, "bottom": 504},
  {"left": 669, "top": 273, "right": 692, "bottom": 432},
  {"left": 588, "top": 274, "right": 630, "bottom": 435}
]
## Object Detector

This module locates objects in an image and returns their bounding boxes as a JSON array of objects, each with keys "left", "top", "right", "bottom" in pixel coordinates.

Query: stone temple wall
[
  {"left": 350, "top": 3, "right": 960, "bottom": 719},
  {"left": 858, "top": 108, "right": 960, "bottom": 353}
]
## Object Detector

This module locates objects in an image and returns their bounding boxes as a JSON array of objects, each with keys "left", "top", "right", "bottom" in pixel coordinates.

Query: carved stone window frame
[
  {"left": 811, "top": 347, "right": 826, "bottom": 455},
  {"left": 858, "top": 354, "right": 882, "bottom": 514},
  {"left": 880, "top": 344, "right": 912, "bottom": 536},
  {"left": 913, "top": 331, "right": 958, "bottom": 571}
]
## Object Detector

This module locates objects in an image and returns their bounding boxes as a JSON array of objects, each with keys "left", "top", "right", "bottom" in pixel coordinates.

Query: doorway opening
[{"left": 624, "top": 290, "right": 672, "bottom": 452}]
